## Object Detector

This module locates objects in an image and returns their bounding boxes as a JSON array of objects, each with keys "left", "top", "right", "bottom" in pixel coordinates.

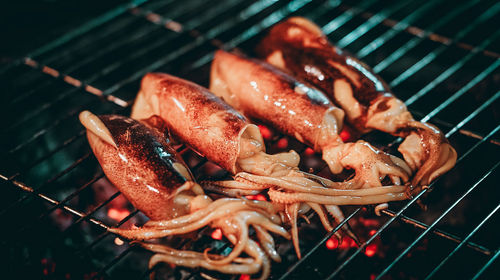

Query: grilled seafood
[
  {"left": 256, "top": 17, "right": 457, "bottom": 188},
  {"left": 79, "top": 111, "right": 290, "bottom": 279},
  {"left": 131, "top": 73, "right": 409, "bottom": 257},
  {"left": 210, "top": 50, "right": 411, "bottom": 190},
  {"left": 131, "top": 73, "right": 300, "bottom": 179}
]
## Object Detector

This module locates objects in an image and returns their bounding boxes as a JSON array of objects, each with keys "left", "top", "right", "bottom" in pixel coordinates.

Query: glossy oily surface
[
  {"left": 132, "top": 73, "right": 264, "bottom": 174},
  {"left": 81, "top": 112, "right": 191, "bottom": 220},
  {"left": 211, "top": 50, "right": 344, "bottom": 151},
  {"left": 256, "top": 17, "right": 392, "bottom": 131},
  {"left": 257, "top": 17, "right": 457, "bottom": 187}
]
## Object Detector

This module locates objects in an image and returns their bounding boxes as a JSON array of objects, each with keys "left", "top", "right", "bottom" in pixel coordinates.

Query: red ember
[
  {"left": 339, "top": 129, "right": 351, "bottom": 141},
  {"left": 239, "top": 274, "right": 251, "bottom": 280},
  {"left": 277, "top": 138, "right": 288, "bottom": 149},
  {"left": 359, "top": 217, "right": 380, "bottom": 227},
  {"left": 365, "top": 244, "right": 377, "bottom": 257},
  {"left": 211, "top": 228, "right": 223, "bottom": 240},
  {"left": 326, "top": 237, "right": 339, "bottom": 250},
  {"left": 245, "top": 194, "right": 267, "bottom": 201},
  {"left": 338, "top": 237, "right": 358, "bottom": 249},
  {"left": 305, "top": 147, "right": 315, "bottom": 155},
  {"left": 107, "top": 208, "right": 130, "bottom": 221},
  {"left": 258, "top": 125, "right": 272, "bottom": 140}
]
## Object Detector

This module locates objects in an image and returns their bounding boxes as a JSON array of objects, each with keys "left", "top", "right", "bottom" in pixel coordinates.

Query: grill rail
[{"left": 1, "top": 0, "right": 499, "bottom": 279}]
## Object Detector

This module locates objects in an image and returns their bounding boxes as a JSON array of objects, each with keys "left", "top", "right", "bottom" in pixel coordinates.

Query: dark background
[
  {"left": 0, "top": 0, "right": 498, "bottom": 279},
  {"left": 0, "top": 0, "right": 128, "bottom": 61}
]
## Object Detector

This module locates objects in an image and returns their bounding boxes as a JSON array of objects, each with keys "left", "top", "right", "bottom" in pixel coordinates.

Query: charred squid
[
  {"left": 79, "top": 111, "right": 289, "bottom": 278},
  {"left": 210, "top": 50, "right": 411, "bottom": 192},
  {"left": 256, "top": 17, "right": 457, "bottom": 188},
  {"left": 130, "top": 73, "right": 406, "bottom": 257}
]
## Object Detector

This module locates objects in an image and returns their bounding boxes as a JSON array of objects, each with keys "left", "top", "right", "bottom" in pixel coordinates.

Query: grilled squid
[
  {"left": 79, "top": 111, "right": 290, "bottom": 279},
  {"left": 210, "top": 50, "right": 411, "bottom": 190},
  {"left": 130, "top": 73, "right": 409, "bottom": 258},
  {"left": 256, "top": 17, "right": 457, "bottom": 188}
]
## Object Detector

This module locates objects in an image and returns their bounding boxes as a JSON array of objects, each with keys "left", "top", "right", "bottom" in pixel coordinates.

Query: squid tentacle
[
  {"left": 204, "top": 219, "right": 248, "bottom": 265},
  {"left": 306, "top": 202, "right": 333, "bottom": 232},
  {"left": 110, "top": 202, "right": 274, "bottom": 240},
  {"left": 285, "top": 203, "right": 301, "bottom": 259},
  {"left": 244, "top": 211, "right": 291, "bottom": 239},
  {"left": 201, "top": 180, "right": 262, "bottom": 196},
  {"left": 148, "top": 250, "right": 262, "bottom": 276},
  {"left": 254, "top": 225, "right": 282, "bottom": 263},
  {"left": 144, "top": 199, "right": 278, "bottom": 228},
  {"left": 142, "top": 198, "right": 239, "bottom": 227},
  {"left": 268, "top": 188, "right": 408, "bottom": 206},
  {"left": 324, "top": 205, "right": 359, "bottom": 245},
  {"left": 306, "top": 203, "right": 345, "bottom": 242},
  {"left": 235, "top": 172, "right": 408, "bottom": 196},
  {"left": 139, "top": 242, "right": 252, "bottom": 263},
  {"left": 245, "top": 239, "right": 270, "bottom": 280}
]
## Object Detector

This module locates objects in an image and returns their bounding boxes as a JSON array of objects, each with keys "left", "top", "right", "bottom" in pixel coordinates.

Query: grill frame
[{"left": 1, "top": 0, "right": 499, "bottom": 279}]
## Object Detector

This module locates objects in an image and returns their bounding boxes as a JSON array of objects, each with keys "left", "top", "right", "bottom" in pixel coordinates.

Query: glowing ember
[
  {"left": 246, "top": 194, "right": 267, "bottom": 201},
  {"left": 211, "top": 228, "right": 223, "bottom": 240},
  {"left": 305, "top": 147, "right": 315, "bottom": 155},
  {"left": 326, "top": 237, "right": 339, "bottom": 250},
  {"left": 277, "top": 138, "right": 288, "bottom": 149},
  {"left": 114, "top": 237, "right": 124, "bottom": 246},
  {"left": 365, "top": 244, "right": 377, "bottom": 257},
  {"left": 256, "top": 194, "right": 267, "bottom": 201},
  {"left": 339, "top": 129, "right": 351, "bottom": 142},
  {"left": 339, "top": 238, "right": 349, "bottom": 249},
  {"left": 258, "top": 125, "right": 272, "bottom": 140},
  {"left": 239, "top": 274, "right": 251, "bottom": 280},
  {"left": 107, "top": 208, "right": 130, "bottom": 221},
  {"left": 41, "top": 258, "right": 55, "bottom": 276},
  {"left": 338, "top": 237, "right": 357, "bottom": 249},
  {"left": 359, "top": 217, "right": 380, "bottom": 227},
  {"left": 350, "top": 238, "right": 358, "bottom": 247}
]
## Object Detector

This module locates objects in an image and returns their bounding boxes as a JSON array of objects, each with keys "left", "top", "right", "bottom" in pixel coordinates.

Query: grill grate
[{"left": 1, "top": 0, "right": 499, "bottom": 279}]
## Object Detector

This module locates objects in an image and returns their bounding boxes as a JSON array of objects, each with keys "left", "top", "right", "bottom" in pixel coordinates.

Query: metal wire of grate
[{"left": 1, "top": 0, "right": 499, "bottom": 279}]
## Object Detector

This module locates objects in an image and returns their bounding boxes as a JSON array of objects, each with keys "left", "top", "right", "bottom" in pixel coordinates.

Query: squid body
[
  {"left": 256, "top": 17, "right": 457, "bottom": 187},
  {"left": 79, "top": 111, "right": 289, "bottom": 279}
]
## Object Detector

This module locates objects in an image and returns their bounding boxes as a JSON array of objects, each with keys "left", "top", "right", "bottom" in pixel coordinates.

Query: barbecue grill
[{"left": 1, "top": 0, "right": 499, "bottom": 279}]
